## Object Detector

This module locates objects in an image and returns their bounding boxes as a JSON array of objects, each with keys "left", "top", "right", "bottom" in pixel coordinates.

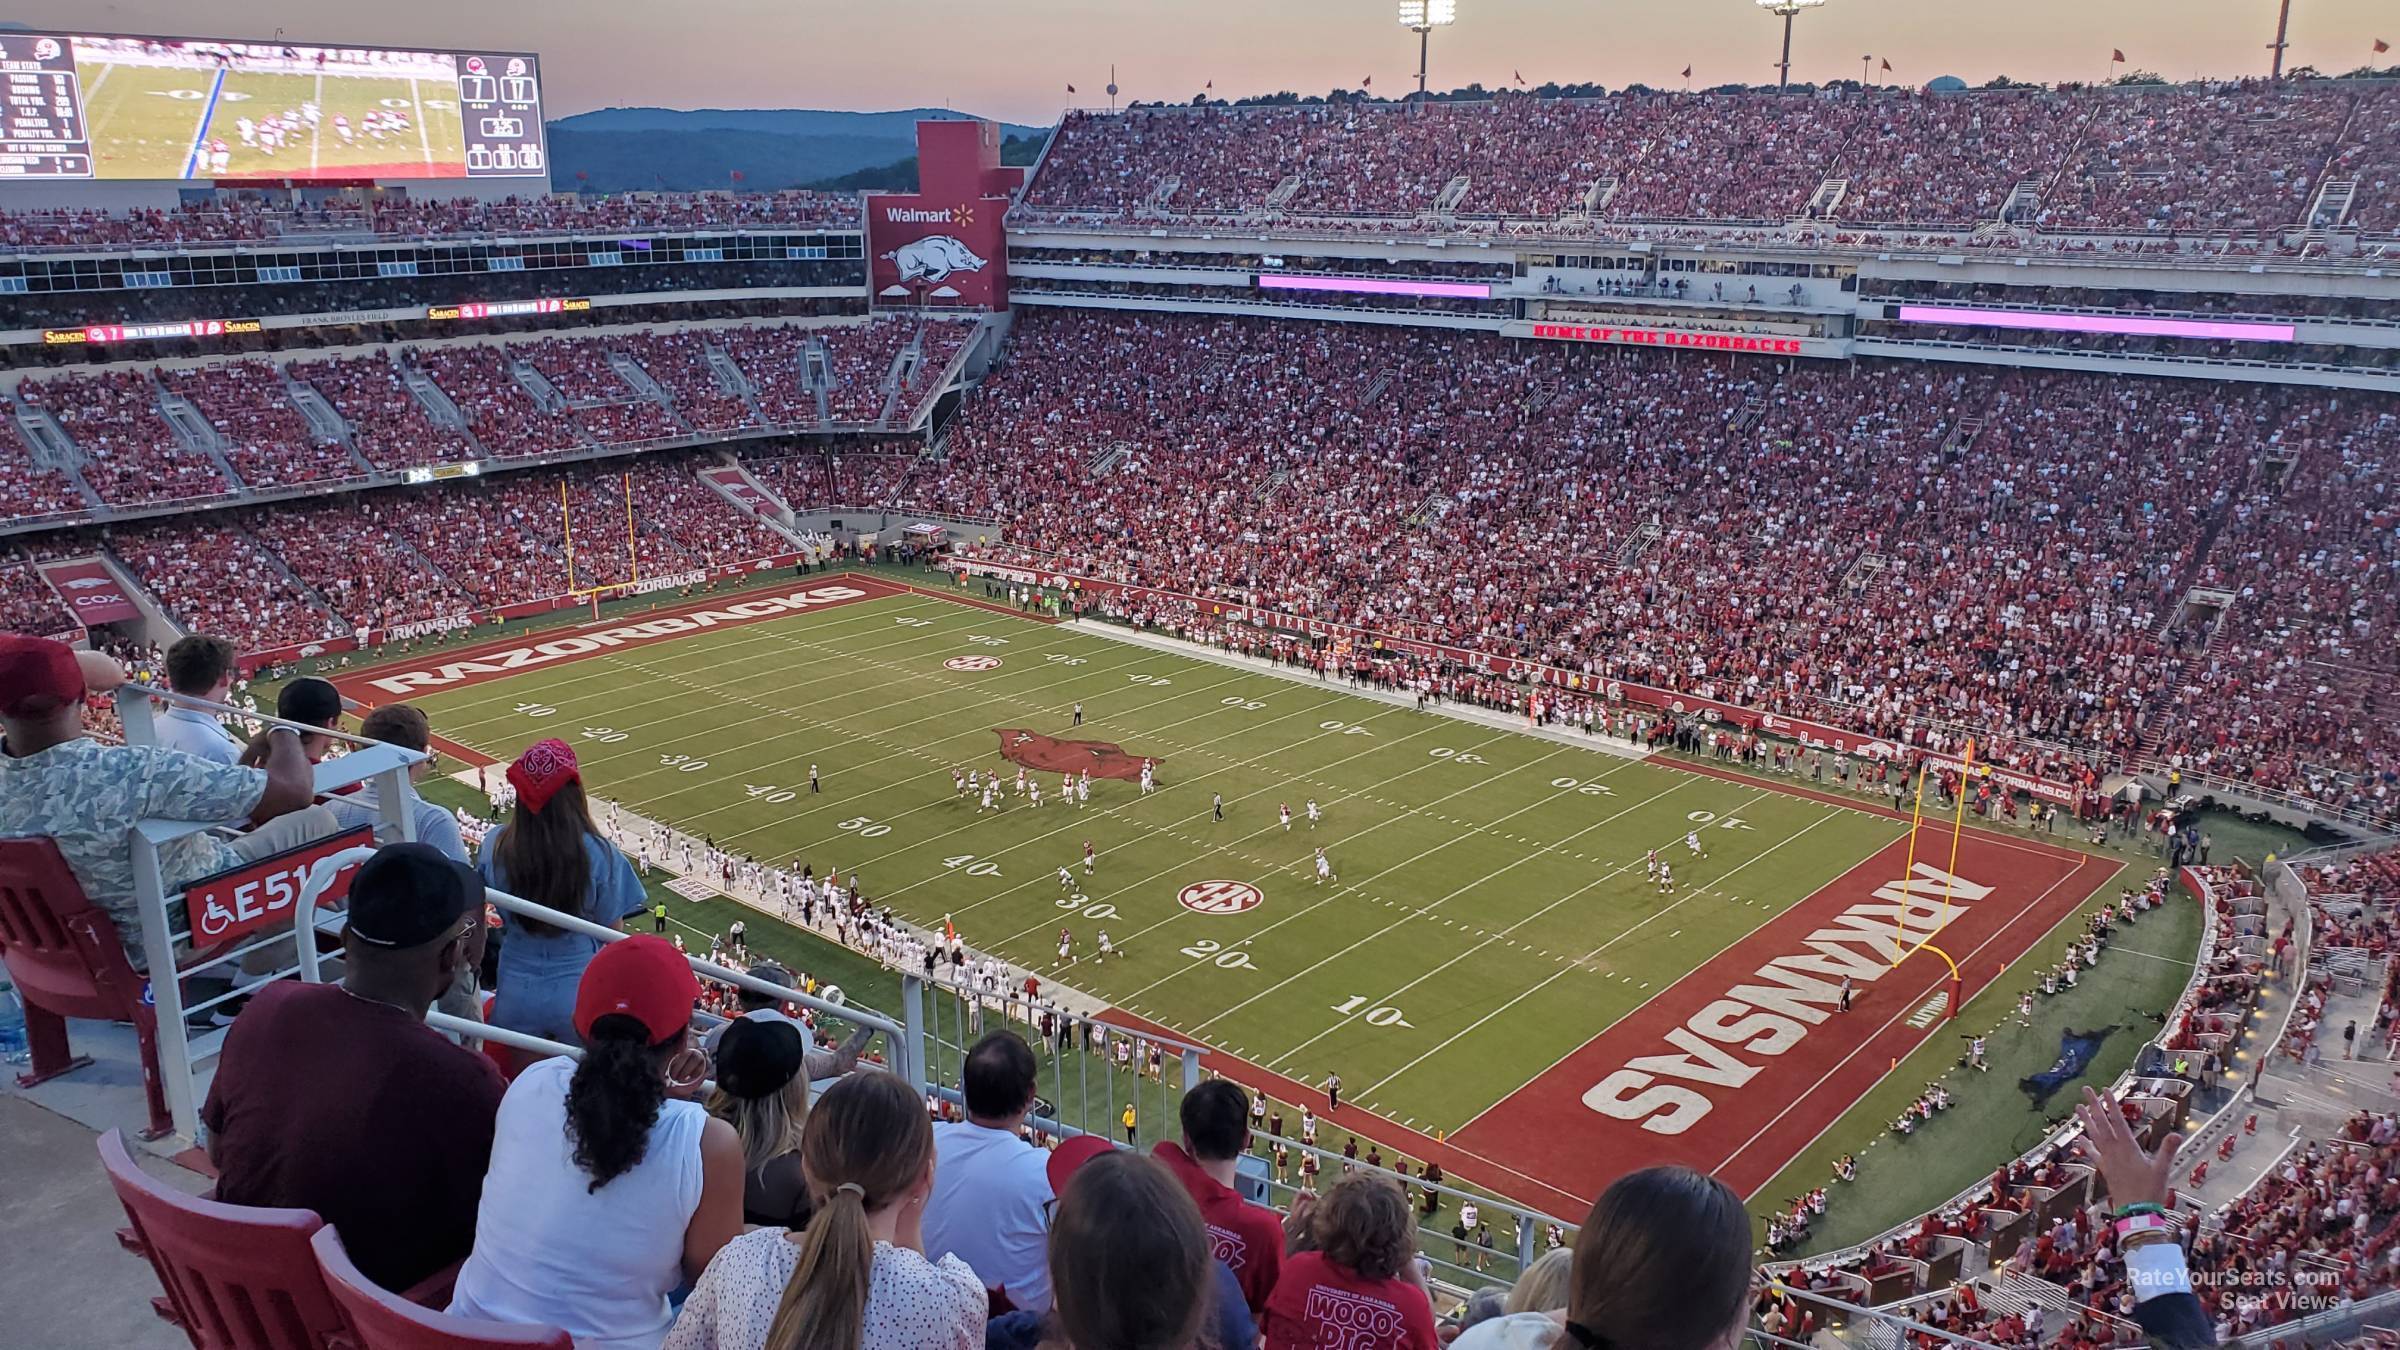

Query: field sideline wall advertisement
[{"left": 949, "top": 552, "right": 2088, "bottom": 806}]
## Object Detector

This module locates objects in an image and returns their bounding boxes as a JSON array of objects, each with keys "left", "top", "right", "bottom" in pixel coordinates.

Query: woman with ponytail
[
  {"left": 480, "top": 738, "right": 650, "bottom": 1044},
  {"left": 1449, "top": 1166, "right": 1753, "bottom": 1350},
  {"left": 450, "top": 936, "right": 746, "bottom": 1350},
  {"left": 666, "top": 1069, "right": 983, "bottom": 1350}
]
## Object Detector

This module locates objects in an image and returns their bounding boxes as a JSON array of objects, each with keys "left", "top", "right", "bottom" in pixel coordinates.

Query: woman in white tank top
[{"left": 450, "top": 936, "right": 746, "bottom": 1350}]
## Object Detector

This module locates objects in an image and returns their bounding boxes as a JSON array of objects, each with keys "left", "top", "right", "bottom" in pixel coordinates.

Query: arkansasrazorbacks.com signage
[{"left": 182, "top": 826, "right": 376, "bottom": 945}]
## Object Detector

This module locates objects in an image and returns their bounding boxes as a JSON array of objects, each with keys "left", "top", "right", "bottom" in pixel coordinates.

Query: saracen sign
[{"left": 182, "top": 826, "right": 376, "bottom": 946}]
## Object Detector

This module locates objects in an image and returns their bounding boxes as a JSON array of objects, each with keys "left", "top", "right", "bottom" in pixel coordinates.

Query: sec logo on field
[
  {"left": 1178, "top": 881, "right": 1263, "bottom": 915},
  {"left": 944, "top": 655, "right": 1003, "bottom": 672}
]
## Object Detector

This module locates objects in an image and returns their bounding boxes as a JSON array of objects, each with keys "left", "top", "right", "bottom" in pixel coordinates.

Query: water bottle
[{"left": 0, "top": 982, "right": 29, "bottom": 1066}]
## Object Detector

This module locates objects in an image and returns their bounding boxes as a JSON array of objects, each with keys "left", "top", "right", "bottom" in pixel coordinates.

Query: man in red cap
[{"left": 0, "top": 633, "right": 334, "bottom": 972}]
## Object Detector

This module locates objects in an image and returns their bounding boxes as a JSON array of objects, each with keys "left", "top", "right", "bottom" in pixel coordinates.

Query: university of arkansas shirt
[
  {"left": 1263, "top": 1251, "right": 1440, "bottom": 1350},
  {"left": 1153, "top": 1140, "right": 1285, "bottom": 1316}
]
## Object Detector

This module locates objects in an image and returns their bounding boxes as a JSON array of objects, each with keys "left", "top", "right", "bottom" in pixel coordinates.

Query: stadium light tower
[
  {"left": 1757, "top": 0, "right": 1829, "bottom": 91},
  {"left": 1398, "top": 0, "right": 1458, "bottom": 98}
]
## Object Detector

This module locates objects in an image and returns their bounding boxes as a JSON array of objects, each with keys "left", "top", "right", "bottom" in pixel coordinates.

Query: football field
[
  {"left": 77, "top": 61, "right": 466, "bottom": 179},
  {"left": 346, "top": 574, "right": 2117, "bottom": 1214}
]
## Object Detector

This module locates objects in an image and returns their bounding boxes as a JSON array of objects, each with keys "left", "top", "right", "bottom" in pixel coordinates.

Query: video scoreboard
[{"left": 0, "top": 29, "right": 546, "bottom": 181}]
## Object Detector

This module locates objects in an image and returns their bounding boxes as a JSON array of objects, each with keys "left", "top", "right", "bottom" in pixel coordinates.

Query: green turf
[
  {"left": 385, "top": 577, "right": 2241, "bottom": 1239},
  {"left": 77, "top": 57, "right": 466, "bottom": 180},
  {"left": 399, "top": 584, "right": 1909, "bottom": 1141}
]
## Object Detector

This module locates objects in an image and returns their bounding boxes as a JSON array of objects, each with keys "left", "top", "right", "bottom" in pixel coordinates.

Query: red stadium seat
[
  {"left": 0, "top": 837, "right": 172, "bottom": 1139},
  {"left": 97, "top": 1127, "right": 347, "bottom": 1350},
  {"left": 312, "top": 1227, "right": 571, "bottom": 1350}
]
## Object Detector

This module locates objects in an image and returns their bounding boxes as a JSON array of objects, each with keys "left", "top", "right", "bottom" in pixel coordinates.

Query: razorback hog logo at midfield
[{"left": 993, "top": 729, "right": 1159, "bottom": 781}]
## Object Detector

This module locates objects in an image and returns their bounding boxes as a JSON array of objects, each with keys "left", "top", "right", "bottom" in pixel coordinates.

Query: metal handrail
[{"left": 287, "top": 843, "right": 907, "bottom": 1062}]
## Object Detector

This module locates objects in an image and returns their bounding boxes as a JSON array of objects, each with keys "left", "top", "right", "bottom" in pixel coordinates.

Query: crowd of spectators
[
  {"left": 102, "top": 519, "right": 345, "bottom": 653},
  {"left": 18, "top": 368, "right": 236, "bottom": 507},
  {"left": 0, "top": 190, "right": 860, "bottom": 251},
  {"left": 159, "top": 359, "right": 365, "bottom": 489},
  {"left": 1024, "top": 81, "right": 2400, "bottom": 240},
  {"left": 288, "top": 352, "right": 482, "bottom": 471},
  {"left": 3, "top": 301, "right": 2391, "bottom": 821},
  {"left": 902, "top": 309, "right": 2399, "bottom": 816}
]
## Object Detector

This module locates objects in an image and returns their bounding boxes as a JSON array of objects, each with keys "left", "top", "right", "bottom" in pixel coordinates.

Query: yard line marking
[
  {"left": 410, "top": 76, "right": 435, "bottom": 170},
  {"left": 1238, "top": 782, "right": 1764, "bottom": 1059},
  {"left": 1352, "top": 806, "right": 1847, "bottom": 1098},
  {"left": 431, "top": 598, "right": 962, "bottom": 729},
  {"left": 179, "top": 65, "right": 227, "bottom": 179},
  {"left": 909, "top": 711, "right": 1470, "bottom": 924},
  {"left": 1111, "top": 743, "right": 1594, "bottom": 1007},
  {"left": 310, "top": 72, "right": 323, "bottom": 173},
  {"left": 988, "top": 726, "right": 1541, "bottom": 954}
]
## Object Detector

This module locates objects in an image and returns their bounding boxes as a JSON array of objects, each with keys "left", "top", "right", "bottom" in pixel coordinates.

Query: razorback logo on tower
[
  {"left": 868, "top": 196, "right": 1007, "bottom": 308},
  {"left": 992, "top": 729, "right": 1158, "bottom": 781},
  {"left": 864, "top": 119, "right": 1012, "bottom": 310}
]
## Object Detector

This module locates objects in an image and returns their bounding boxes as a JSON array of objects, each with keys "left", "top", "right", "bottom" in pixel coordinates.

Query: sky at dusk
[{"left": 7, "top": 0, "right": 2393, "bottom": 125}]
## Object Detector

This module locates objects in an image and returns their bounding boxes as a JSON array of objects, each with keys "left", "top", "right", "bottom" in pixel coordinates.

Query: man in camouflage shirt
[{"left": 0, "top": 634, "right": 333, "bottom": 971}]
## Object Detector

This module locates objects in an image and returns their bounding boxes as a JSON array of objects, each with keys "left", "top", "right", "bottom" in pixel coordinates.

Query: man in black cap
[{"left": 201, "top": 843, "right": 505, "bottom": 1292}]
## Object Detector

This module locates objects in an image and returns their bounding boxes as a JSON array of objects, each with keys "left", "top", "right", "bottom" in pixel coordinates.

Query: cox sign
[{"left": 182, "top": 827, "right": 375, "bottom": 945}]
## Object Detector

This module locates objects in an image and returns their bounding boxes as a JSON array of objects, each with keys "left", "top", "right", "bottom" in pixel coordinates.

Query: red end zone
[
  {"left": 1451, "top": 826, "right": 2116, "bottom": 1201},
  {"left": 327, "top": 577, "right": 905, "bottom": 765}
]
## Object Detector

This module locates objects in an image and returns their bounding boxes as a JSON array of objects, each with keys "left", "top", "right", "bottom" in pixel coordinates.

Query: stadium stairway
[
  {"left": 607, "top": 352, "right": 692, "bottom": 436},
  {"left": 277, "top": 367, "right": 380, "bottom": 479},
  {"left": 699, "top": 459, "right": 807, "bottom": 539},
  {"left": 247, "top": 529, "right": 348, "bottom": 620},
  {"left": 8, "top": 400, "right": 106, "bottom": 514},
  {"left": 702, "top": 340, "right": 771, "bottom": 428},
  {"left": 0, "top": 1095, "right": 199, "bottom": 1350},
  {"left": 154, "top": 388, "right": 247, "bottom": 495}
]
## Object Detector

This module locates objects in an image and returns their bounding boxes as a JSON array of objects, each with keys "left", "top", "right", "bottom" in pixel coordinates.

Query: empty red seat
[
  {"left": 0, "top": 837, "right": 172, "bottom": 1138},
  {"left": 312, "top": 1227, "right": 570, "bottom": 1350},
  {"left": 98, "top": 1127, "right": 347, "bottom": 1349}
]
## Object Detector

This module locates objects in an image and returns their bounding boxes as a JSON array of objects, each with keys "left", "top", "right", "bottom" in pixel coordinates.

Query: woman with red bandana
[{"left": 481, "top": 738, "right": 651, "bottom": 1044}]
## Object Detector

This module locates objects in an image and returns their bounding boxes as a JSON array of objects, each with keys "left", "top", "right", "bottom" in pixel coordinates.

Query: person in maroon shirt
[
  {"left": 1264, "top": 1173, "right": 1439, "bottom": 1350},
  {"left": 1153, "top": 1079, "right": 1285, "bottom": 1318},
  {"left": 201, "top": 843, "right": 505, "bottom": 1292}
]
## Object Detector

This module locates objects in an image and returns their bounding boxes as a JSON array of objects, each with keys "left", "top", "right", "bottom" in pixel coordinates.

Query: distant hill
[{"left": 546, "top": 107, "right": 1045, "bottom": 194}]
